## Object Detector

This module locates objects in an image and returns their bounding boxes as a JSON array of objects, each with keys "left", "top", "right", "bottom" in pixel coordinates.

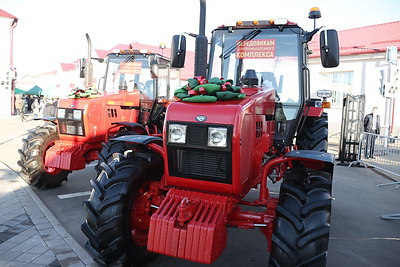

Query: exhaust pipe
[
  {"left": 194, "top": 0, "right": 207, "bottom": 77},
  {"left": 84, "top": 33, "right": 93, "bottom": 88}
]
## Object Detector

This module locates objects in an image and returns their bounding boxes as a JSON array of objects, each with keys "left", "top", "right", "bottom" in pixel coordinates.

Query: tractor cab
[
  {"left": 102, "top": 50, "right": 171, "bottom": 99},
  {"left": 208, "top": 22, "right": 304, "bottom": 145},
  {"left": 101, "top": 49, "right": 173, "bottom": 124},
  {"left": 172, "top": 17, "right": 339, "bottom": 149}
]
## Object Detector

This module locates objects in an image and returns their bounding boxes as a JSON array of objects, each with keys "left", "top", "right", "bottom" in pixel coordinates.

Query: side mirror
[
  {"left": 170, "top": 35, "right": 186, "bottom": 68},
  {"left": 320, "top": 29, "right": 339, "bottom": 68}
]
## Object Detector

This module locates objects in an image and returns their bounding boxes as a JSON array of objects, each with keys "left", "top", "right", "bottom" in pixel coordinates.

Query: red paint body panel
[
  {"left": 57, "top": 90, "right": 140, "bottom": 143},
  {"left": 47, "top": 91, "right": 141, "bottom": 170},
  {"left": 303, "top": 105, "right": 323, "bottom": 117},
  {"left": 147, "top": 188, "right": 232, "bottom": 264},
  {"left": 164, "top": 88, "right": 275, "bottom": 196}
]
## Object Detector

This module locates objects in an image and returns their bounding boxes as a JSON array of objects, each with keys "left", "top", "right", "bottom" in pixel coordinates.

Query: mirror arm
[{"left": 305, "top": 26, "right": 322, "bottom": 42}]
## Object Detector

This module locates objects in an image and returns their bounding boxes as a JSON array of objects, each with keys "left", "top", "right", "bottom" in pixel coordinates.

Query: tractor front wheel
[
  {"left": 269, "top": 168, "right": 332, "bottom": 267},
  {"left": 81, "top": 145, "right": 163, "bottom": 266},
  {"left": 94, "top": 132, "right": 136, "bottom": 175},
  {"left": 17, "top": 125, "right": 70, "bottom": 189}
]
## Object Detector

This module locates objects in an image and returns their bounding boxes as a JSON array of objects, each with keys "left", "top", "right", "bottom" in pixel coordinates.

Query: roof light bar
[{"left": 271, "top": 18, "right": 288, "bottom": 25}]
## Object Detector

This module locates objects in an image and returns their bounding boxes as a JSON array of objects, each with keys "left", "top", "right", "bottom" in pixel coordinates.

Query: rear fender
[{"left": 303, "top": 99, "right": 324, "bottom": 116}]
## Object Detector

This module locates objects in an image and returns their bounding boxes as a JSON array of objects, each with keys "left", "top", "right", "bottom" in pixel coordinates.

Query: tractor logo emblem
[
  {"left": 195, "top": 115, "right": 207, "bottom": 122},
  {"left": 69, "top": 104, "right": 75, "bottom": 108}
]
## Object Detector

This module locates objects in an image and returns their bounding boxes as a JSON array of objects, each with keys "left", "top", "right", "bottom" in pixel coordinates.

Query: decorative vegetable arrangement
[{"left": 174, "top": 76, "right": 245, "bottom": 103}]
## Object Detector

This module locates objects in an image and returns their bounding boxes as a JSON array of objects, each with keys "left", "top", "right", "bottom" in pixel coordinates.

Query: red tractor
[
  {"left": 18, "top": 48, "right": 174, "bottom": 188},
  {"left": 81, "top": 1, "right": 339, "bottom": 266}
]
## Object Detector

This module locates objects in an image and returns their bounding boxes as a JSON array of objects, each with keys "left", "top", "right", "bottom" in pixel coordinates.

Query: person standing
[
  {"left": 17, "top": 95, "right": 27, "bottom": 122},
  {"left": 363, "top": 107, "right": 380, "bottom": 158},
  {"left": 31, "top": 97, "right": 40, "bottom": 118}
]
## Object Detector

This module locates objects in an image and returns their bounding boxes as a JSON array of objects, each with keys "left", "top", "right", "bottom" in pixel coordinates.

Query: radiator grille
[
  {"left": 167, "top": 122, "right": 232, "bottom": 184},
  {"left": 168, "top": 148, "right": 231, "bottom": 183}
]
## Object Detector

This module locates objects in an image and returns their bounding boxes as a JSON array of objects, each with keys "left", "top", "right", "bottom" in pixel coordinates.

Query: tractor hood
[
  {"left": 165, "top": 88, "right": 275, "bottom": 124},
  {"left": 164, "top": 87, "right": 276, "bottom": 196}
]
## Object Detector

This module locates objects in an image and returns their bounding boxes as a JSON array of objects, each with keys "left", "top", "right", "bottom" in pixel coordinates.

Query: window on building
[{"left": 320, "top": 72, "right": 353, "bottom": 107}]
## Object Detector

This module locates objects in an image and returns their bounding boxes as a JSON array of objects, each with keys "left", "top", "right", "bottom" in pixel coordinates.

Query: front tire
[
  {"left": 81, "top": 143, "right": 164, "bottom": 266},
  {"left": 269, "top": 168, "right": 332, "bottom": 267},
  {"left": 17, "top": 125, "right": 70, "bottom": 189},
  {"left": 95, "top": 134, "right": 136, "bottom": 175}
]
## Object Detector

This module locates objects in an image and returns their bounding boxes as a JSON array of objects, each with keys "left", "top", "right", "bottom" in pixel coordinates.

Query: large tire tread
[
  {"left": 94, "top": 131, "right": 137, "bottom": 174},
  {"left": 269, "top": 168, "right": 332, "bottom": 267},
  {"left": 17, "top": 125, "right": 69, "bottom": 189},
  {"left": 82, "top": 142, "right": 162, "bottom": 266}
]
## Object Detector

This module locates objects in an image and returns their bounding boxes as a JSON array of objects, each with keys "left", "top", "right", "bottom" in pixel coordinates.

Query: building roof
[
  {"left": 309, "top": 20, "right": 400, "bottom": 57},
  {"left": 0, "top": 9, "right": 17, "bottom": 19},
  {"left": 94, "top": 42, "right": 195, "bottom": 80},
  {"left": 60, "top": 63, "right": 76, "bottom": 72}
]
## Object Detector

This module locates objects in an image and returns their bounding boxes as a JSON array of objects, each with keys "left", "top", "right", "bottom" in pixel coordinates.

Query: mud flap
[{"left": 147, "top": 188, "right": 232, "bottom": 264}]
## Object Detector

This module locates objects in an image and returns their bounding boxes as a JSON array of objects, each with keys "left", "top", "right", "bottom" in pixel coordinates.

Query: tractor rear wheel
[
  {"left": 81, "top": 146, "right": 163, "bottom": 266},
  {"left": 269, "top": 168, "right": 332, "bottom": 267},
  {"left": 17, "top": 125, "right": 70, "bottom": 189},
  {"left": 296, "top": 112, "right": 328, "bottom": 152}
]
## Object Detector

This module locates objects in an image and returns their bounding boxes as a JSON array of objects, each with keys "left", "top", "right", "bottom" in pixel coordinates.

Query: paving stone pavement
[{"left": 0, "top": 116, "right": 96, "bottom": 267}]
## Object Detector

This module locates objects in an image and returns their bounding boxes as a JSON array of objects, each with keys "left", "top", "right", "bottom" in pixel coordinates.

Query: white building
[
  {"left": 0, "top": 9, "right": 17, "bottom": 119},
  {"left": 309, "top": 21, "right": 400, "bottom": 139}
]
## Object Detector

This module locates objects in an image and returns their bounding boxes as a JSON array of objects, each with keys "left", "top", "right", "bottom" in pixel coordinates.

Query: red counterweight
[{"left": 147, "top": 188, "right": 233, "bottom": 264}]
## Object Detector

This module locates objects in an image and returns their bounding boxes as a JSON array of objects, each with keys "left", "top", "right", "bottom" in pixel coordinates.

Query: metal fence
[
  {"left": 349, "top": 132, "right": 400, "bottom": 220},
  {"left": 349, "top": 132, "right": 400, "bottom": 177}
]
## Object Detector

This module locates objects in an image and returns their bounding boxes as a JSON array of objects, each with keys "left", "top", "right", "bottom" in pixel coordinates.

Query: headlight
[
  {"left": 57, "top": 108, "right": 66, "bottom": 119},
  {"left": 208, "top": 127, "right": 228, "bottom": 147},
  {"left": 169, "top": 124, "right": 187, "bottom": 144},
  {"left": 73, "top": 109, "right": 83, "bottom": 120}
]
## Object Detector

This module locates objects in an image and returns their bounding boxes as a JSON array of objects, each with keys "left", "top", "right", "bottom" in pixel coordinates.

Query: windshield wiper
[{"left": 220, "top": 29, "right": 262, "bottom": 60}]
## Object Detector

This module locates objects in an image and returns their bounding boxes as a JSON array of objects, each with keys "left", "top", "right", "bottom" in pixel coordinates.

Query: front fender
[
  {"left": 111, "top": 122, "right": 148, "bottom": 135},
  {"left": 112, "top": 135, "right": 163, "bottom": 146},
  {"left": 112, "top": 135, "right": 165, "bottom": 170},
  {"left": 286, "top": 150, "right": 335, "bottom": 164},
  {"left": 34, "top": 117, "right": 57, "bottom": 125},
  {"left": 286, "top": 150, "right": 335, "bottom": 174}
]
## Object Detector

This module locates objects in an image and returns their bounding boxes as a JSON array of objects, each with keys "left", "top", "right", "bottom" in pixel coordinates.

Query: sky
[{"left": 1, "top": 0, "right": 400, "bottom": 77}]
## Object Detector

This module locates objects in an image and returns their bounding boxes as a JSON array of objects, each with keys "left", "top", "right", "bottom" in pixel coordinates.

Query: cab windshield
[
  {"left": 103, "top": 54, "right": 170, "bottom": 99},
  {"left": 208, "top": 27, "right": 304, "bottom": 144},
  {"left": 208, "top": 27, "right": 302, "bottom": 105}
]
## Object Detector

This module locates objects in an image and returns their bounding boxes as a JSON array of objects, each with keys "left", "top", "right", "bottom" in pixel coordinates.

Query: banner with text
[
  {"left": 120, "top": 62, "right": 143, "bottom": 74},
  {"left": 236, "top": 39, "right": 276, "bottom": 59}
]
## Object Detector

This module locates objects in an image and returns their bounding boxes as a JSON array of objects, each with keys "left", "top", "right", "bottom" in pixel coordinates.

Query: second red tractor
[{"left": 18, "top": 48, "right": 175, "bottom": 188}]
